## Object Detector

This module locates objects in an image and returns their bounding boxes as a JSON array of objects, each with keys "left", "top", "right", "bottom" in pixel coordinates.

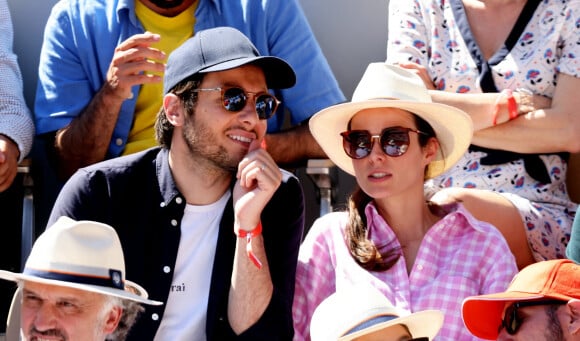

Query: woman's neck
[{"left": 375, "top": 197, "right": 440, "bottom": 244}]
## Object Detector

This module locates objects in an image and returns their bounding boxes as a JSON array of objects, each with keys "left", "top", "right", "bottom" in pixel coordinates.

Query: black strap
[{"left": 450, "top": 0, "right": 567, "bottom": 184}]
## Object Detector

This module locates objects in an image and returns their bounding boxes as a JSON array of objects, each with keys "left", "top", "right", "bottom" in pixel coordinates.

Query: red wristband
[
  {"left": 491, "top": 89, "right": 518, "bottom": 126},
  {"left": 504, "top": 89, "right": 518, "bottom": 120},
  {"left": 237, "top": 222, "right": 263, "bottom": 269}
]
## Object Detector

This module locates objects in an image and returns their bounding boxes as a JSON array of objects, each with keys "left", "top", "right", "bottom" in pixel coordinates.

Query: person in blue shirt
[{"left": 34, "top": 0, "right": 345, "bottom": 180}]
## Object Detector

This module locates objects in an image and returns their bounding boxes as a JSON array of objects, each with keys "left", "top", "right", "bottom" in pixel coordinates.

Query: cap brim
[
  {"left": 338, "top": 310, "right": 444, "bottom": 341},
  {"left": 310, "top": 100, "right": 473, "bottom": 179},
  {"left": 0, "top": 270, "right": 162, "bottom": 306},
  {"left": 200, "top": 55, "right": 296, "bottom": 89},
  {"left": 461, "top": 293, "right": 547, "bottom": 340}
]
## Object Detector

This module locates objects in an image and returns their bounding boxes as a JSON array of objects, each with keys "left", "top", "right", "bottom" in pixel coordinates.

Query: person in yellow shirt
[{"left": 34, "top": 0, "right": 344, "bottom": 180}]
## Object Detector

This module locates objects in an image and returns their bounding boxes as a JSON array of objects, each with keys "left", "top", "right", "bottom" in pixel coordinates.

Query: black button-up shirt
[{"left": 48, "top": 147, "right": 305, "bottom": 340}]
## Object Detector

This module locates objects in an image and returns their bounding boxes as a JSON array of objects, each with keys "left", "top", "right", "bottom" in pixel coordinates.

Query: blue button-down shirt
[{"left": 34, "top": 0, "right": 345, "bottom": 158}]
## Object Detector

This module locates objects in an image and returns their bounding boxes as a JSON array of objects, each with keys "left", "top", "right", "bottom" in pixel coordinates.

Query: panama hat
[
  {"left": 462, "top": 259, "right": 580, "bottom": 340},
  {"left": 310, "top": 285, "right": 444, "bottom": 340},
  {"left": 0, "top": 216, "right": 162, "bottom": 305},
  {"left": 310, "top": 63, "right": 473, "bottom": 179}
]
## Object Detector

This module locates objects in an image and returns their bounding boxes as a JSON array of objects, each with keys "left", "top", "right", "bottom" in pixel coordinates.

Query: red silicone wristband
[
  {"left": 491, "top": 89, "right": 518, "bottom": 126},
  {"left": 504, "top": 89, "right": 518, "bottom": 120}
]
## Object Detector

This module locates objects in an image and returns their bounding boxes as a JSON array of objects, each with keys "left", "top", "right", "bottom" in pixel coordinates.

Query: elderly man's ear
[{"left": 568, "top": 300, "right": 580, "bottom": 335}]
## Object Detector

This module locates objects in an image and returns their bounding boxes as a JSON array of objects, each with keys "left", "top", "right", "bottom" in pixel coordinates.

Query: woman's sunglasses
[
  {"left": 192, "top": 87, "right": 280, "bottom": 120},
  {"left": 500, "top": 299, "right": 566, "bottom": 335},
  {"left": 340, "top": 127, "right": 428, "bottom": 159}
]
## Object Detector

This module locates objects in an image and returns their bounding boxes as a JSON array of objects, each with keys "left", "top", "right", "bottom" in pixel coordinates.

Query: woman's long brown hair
[{"left": 345, "top": 113, "right": 436, "bottom": 271}]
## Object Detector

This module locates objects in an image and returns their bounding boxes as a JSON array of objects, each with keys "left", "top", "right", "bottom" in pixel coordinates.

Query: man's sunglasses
[
  {"left": 500, "top": 299, "right": 566, "bottom": 335},
  {"left": 192, "top": 87, "right": 280, "bottom": 120},
  {"left": 340, "top": 127, "right": 428, "bottom": 159}
]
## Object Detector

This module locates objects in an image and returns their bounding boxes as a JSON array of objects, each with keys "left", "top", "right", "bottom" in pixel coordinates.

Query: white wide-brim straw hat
[
  {"left": 310, "top": 63, "right": 473, "bottom": 179},
  {"left": 0, "top": 216, "right": 162, "bottom": 306},
  {"left": 310, "top": 284, "right": 444, "bottom": 340}
]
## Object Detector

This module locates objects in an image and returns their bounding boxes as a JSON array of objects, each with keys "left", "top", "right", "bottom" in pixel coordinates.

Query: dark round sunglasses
[
  {"left": 499, "top": 299, "right": 566, "bottom": 335},
  {"left": 192, "top": 87, "right": 280, "bottom": 120},
  {"left": 340, "top": 127, "right": 428, "bottom": 159}
]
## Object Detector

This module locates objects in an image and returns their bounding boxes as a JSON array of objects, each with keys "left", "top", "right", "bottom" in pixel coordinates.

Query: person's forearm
[
  {"left": 265, "top": 124, "right": 327, "bottom": 168},
  {"left": 428, "top": 89, "right": 579, "bottom": 153},
  {"left": 428, "top": 90, "right": 506, "bottom": 131},
  {"left": 472, "top": 107, "right": 580, "bottom": 153},
  {"left": 228, "top": 235, "right": 273, "bottom": 334},
  {"left": 55, "top": 85, "right": 126, "bottom": 179}
]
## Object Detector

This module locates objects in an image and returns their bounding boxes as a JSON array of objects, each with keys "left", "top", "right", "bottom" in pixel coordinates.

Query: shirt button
[
  {"left": 417, "top": 264, "right": 423, "bottom": 271},
  {"left": 115, "top": 138, "right": 123, "bottom": 146},
  {"left": 160, "top": 202, "right": 166, "bottom": 208},
  {"left": 175, "top": 197, "right": 183, "bottom": 204},
  {"left": 163, "top": 266, "right": 171, "bottom": 273},
  {"left": 171, "top": 219, "right": 178, "bottom": 226},
  {"left": 152, "top": 313, "right": 159, "bottom": 321}
]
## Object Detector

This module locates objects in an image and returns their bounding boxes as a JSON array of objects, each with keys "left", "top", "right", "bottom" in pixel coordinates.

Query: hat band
[
  {"left": 23, "top": 268, "right": 125, "bottom": 290},
  {"left": 343, "top": 314, "right": 399, "bottom": 336}
]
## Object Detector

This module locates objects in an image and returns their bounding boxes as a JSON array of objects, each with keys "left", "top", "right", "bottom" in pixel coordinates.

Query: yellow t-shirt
[{"left": 122, "top": 2, "right": 197, "bottom": 156}]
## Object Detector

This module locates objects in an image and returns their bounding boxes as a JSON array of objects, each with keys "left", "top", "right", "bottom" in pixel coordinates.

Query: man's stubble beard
[{"left": 182, "top": 116, "right": 241, "bottom": 174}]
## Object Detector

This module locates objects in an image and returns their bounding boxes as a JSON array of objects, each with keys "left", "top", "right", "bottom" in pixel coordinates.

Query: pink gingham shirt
[{"left": 292, "top": 203, "right": 517, "bottom": 341}]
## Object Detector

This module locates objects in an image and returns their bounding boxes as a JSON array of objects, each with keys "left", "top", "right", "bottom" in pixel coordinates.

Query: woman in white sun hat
[
  {"left": 0, "top": 216, "right": 161, "bottom": 341},
  {"left": 292, "top": 63, "right": 518, "bottom": 340},
  {"left": 310, "top": 284, "right": 443, "bottom": 341}
]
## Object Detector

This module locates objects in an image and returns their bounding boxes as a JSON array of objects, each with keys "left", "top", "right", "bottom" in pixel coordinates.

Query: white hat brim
[
  {"left": 338, "top": 309, "right": 444, "bottom": 340},
  {"left": 0, "top": 270, "right": 162, "bottom": 306},
  {"left": 310, "top": 99, "right": 473, "bottom": 179}
]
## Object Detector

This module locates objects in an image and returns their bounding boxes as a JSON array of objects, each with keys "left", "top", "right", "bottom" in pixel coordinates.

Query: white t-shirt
[{"left": 153, "top": 192, "right": 231, "bottom": 341}]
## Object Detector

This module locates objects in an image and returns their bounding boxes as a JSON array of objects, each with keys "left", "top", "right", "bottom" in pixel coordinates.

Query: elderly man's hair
[{"left": 105, "top": 298, "right": 144, "bottom": 341}]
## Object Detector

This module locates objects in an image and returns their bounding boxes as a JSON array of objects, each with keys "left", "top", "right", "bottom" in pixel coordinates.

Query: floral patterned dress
[{"left": 386, "top": 0, "right": 579, "bottom": 261}]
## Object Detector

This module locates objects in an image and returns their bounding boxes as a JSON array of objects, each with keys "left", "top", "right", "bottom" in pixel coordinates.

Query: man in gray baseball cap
[
  {"left": 163, "top": 26, "right": 295, "bottom": 94},
  {"left": 48, "top": 26, "right": 305, "bottom": 340}
]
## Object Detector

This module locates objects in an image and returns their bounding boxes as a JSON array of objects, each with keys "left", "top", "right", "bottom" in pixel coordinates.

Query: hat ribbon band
[
  {"left": 343, "top": 314, "right": 399, "bottom": 336},
  {"left": 23, "top": 268, "right": 125, "bottom": 290}
]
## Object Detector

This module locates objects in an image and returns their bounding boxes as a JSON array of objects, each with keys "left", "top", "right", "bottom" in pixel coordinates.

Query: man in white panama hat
[{"left": 0, "top": 216, "right": 161, "bottom": 341}]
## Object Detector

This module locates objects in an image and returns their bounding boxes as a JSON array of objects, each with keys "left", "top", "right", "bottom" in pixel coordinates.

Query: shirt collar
[
  {"left": 364, "top": 201, "right": 485, "bottom": 239},
  {"left": 156, "top": 148, "right": 182, "bottom": 206},
  {"left": 116, "top": 0, "right": 140, "bottom": 27},
  {"left": 207, "top": 0, "right": 222, "bottom": 15},
  {"left": 116, "top": 0, "right": 220, "bottom": 26}
]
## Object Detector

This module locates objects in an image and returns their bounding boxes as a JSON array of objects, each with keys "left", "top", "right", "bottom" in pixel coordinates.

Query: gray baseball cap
[{"left": 163, "top": 26, "right": 296, "bottom": 94}]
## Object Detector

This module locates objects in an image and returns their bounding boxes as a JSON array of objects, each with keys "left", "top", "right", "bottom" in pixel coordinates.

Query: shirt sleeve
[
  {"left": 34, "top": 2, "right": 91, "bottom": 136},
  {"left": 0, "top": 0, "right": 34, "bottom": 161},
  {"left": 292, "top": 215, "right": 340, "bottom": 341},
  {"left": 557, "top": 1, "right": 580, "bottom": 78},
  {"left": 231, "top": 173, "right": 305, "bottom": 340},
  {"left": 477, "top": 222, "right": 519, "bottom": 294},
  {"left": 263, "top": 0, "right": 345, "bottom": 131},
  {"left": 385, "top": 0, "right": 431, "bottom": 66}
]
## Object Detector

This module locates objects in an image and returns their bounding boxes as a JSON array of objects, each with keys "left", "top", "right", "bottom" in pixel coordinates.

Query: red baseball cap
[{"left": 462, "top": 259, "right": 580, "bottom": 340}]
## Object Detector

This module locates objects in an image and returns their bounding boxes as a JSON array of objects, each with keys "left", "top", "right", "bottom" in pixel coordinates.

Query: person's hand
[
  {"left": 104, "top": 32, "right": 166, "bottom": 100},
  {"left": 395, "top": 62, "right": 436, "bottom": 90},
  {"left": 0, "top": 135, "right": 20, "bottom": 192},
  {"left": 233, "top": 138, "right": 282, "bottom": 232}
]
